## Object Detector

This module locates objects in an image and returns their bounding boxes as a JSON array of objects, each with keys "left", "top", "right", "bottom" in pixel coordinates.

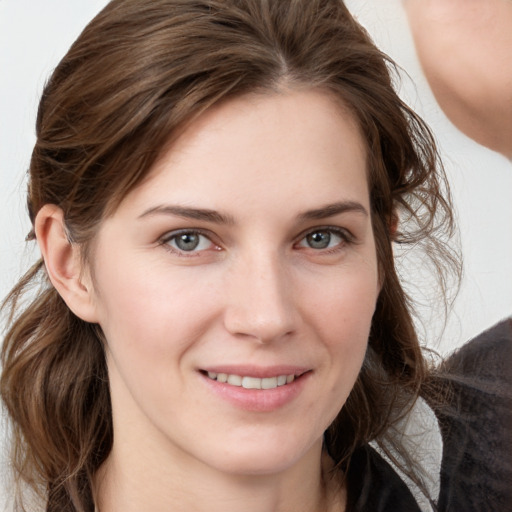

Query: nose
[{"left": 223, "top": 252, "right": 298, "bottom": 344}]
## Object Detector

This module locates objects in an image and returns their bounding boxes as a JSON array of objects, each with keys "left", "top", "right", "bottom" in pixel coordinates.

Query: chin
[
  {"left": 211, "top": 454, "right": 301, "bottom": 477},
  {"left": 201, "top": 435, "right": 320, "bottom": 477}
]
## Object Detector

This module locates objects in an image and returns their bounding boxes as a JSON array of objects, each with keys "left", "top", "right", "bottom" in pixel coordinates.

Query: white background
[
  {"left": 1, "top": 2, "right": 511, "bottom": 350},
  {"left": 1, "top": 0, "right": 511, "bottom": 508}
]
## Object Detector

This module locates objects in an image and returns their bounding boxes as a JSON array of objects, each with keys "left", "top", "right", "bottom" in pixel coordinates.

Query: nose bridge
[{"left": 223, "top": 248, "right": 296, "bottom": 343}]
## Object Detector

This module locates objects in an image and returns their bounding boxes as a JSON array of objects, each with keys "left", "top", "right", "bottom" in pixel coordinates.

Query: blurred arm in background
[{"left": 404, "top": 0, "right": 512, "bottom": 159}]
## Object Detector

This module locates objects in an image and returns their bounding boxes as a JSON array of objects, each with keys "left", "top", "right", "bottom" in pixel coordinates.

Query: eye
[
  {"left": 161, "top": 230, "right": 216, "bottom": 254},
  {"left": 297, "top": 228, "right": 348, "bottom": 250}
]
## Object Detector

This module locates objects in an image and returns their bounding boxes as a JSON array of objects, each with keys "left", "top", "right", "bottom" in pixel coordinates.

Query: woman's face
[{"left": 87, "top": 89, "right": 380, "bottom": 476}]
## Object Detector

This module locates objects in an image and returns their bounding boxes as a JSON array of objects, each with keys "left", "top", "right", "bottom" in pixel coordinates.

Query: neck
[{"left": 93, "top": 438, "right": 344, "bottom": 512}]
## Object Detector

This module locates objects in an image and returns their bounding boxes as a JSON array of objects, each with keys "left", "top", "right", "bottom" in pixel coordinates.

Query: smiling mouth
[{"left": 203, "top": 371, "right": 300, "bottom": 390}]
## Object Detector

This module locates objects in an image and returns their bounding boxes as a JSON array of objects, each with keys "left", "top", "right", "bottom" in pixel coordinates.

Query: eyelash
[
  {"left": 158, "top": 226, "right": 354, "bottom": 257},
  {"left": 294, "top": 226, "right": 354, "bottom": 254},
  {"left": 159, "top": 229, "right": 218, "bottom": 257}
]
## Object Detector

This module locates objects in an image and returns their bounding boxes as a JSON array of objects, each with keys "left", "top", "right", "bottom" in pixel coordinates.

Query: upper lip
[{"left": 199, "top": 365, "right": 311, "bottom": 378}]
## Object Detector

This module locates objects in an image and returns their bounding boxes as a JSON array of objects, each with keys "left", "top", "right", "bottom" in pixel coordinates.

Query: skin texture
[
  {"left": 404, "top": 0, "right": 512, "bottom": 158},
  {"left": 36, "top": 89, "right": 380, "bottom": 512}
]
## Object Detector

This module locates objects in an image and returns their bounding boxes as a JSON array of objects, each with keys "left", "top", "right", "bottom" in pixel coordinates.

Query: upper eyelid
[
  {"left": 158, "top": 229, "right": 220, "bottom": 254},
  {"left": 294, "top": 225, "right": 354, "bottom": 243},
  {"left": 159, "top": 228, "right": 215, "bottom": 243}
]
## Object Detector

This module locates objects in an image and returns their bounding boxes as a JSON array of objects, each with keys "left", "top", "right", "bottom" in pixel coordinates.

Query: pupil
[
  {"left": 176, "top": 233, "right": 200, "bottom": 251},
  {"left": 307, "top": 231, "right": 330, "bottom": 249}
]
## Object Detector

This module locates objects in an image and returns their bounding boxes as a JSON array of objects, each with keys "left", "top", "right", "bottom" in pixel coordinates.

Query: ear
[
  {"left": 35, "top": 204, "right": 99, "bottom": 323},
  {"left": 389, "top": 210, "right": 399, "bottom": 240}
]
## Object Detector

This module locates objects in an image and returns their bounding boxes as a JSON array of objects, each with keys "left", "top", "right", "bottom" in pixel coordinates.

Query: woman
[{"left": 0, "top": 0, "right": 457, "bottom": 510}]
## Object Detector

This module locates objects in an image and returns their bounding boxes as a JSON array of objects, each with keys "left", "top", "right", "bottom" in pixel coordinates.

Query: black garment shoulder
[
  {"left": 435, "top": 319, "right": 512, "bottom": 512},
  {"left": 345, "top": 444, "right": 422, "bottom": 512}
]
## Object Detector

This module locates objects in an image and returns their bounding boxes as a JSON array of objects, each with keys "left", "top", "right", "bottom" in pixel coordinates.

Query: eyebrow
[
  {"left": 297, "top": 201, "right": 369, "bottom": 221},
  {"left": 138, "top": 205, "right": 235, "bottom": 225},
  {"left": 138, "top": 200, "right": 368, "bottom": 225}
]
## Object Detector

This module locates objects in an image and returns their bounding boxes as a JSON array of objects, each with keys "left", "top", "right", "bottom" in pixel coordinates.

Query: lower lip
[{"left": 200, "top": 372, "right": 310, "bottom": 412}]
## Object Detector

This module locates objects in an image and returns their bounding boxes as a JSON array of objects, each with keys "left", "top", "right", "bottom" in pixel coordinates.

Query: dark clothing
[
  {"left": 434, "top": 319, "right": 512, "bottom": 512},
  {"left": 346, "top": 445, "right": 423, "bottom": 511},
  {"left": 346, "top": 319, "right": 512, "bottom": 512}
]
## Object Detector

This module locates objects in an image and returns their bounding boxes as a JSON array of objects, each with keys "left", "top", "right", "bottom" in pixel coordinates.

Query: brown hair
[{"left": 1, "top": 0, "right": 458, "bottom": 510}]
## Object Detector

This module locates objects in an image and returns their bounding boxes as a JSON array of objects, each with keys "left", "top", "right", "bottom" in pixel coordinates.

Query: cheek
[
  {"left": 93, "top": 262, "right": 220, "bottom": 365},
  {"left": 303, "top": 261, "right": 379, "bottom": 382},
  {"left": 306, "top": 262, "right": 379, "bottom": 339},
  {"left": 291, "top": 266, "right": 378, "bottom": 435}
]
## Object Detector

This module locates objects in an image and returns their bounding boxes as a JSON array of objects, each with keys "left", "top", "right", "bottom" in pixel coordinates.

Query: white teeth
[
  {"left": 261, "top": 377, "right": 277, "bottom": 389},
  {"left": 206, "top": 372, "right": 297, "bottom": 388},
  {"left": 227, "top": 374, "right": 242, "bottom": 386},
  {"left": 242, "top": 376, "right": 262, "bottom": 389}
]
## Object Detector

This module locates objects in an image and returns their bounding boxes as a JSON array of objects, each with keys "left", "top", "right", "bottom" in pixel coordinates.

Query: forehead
[{"left": 116, "top": 89, "right": 369, "bottom": 219}]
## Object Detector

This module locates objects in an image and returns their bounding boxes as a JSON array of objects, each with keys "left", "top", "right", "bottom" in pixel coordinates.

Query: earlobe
[{"left": 35, "top": 204, "right": 99, "bottom": 323}]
